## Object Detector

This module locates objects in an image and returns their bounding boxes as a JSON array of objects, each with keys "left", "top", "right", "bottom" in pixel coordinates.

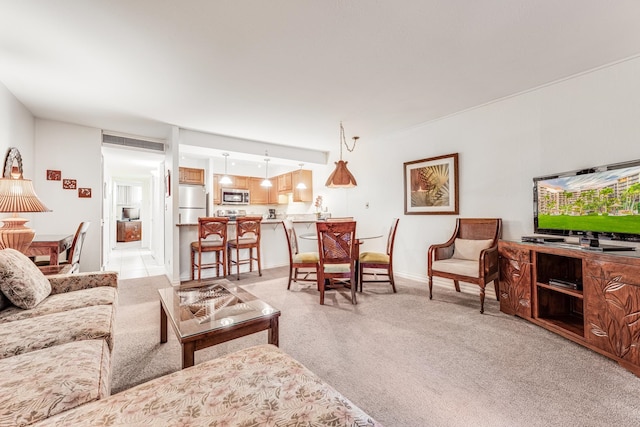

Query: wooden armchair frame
[{"left": 427, "top": 218, "right": 502, "bottom": 313}]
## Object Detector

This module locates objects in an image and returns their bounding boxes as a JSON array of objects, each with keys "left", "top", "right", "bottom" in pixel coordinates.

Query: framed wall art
[
  {"left": 78, "top": 188, "right": 92, "bottom": 198},
  {"left": 404, "top": 152, "right": 459, "bottom": 215},
  {"left": 46, "top": 170, "right": 61, "bottom": 181},
  {"left": 63, "top": 179, "right": 77, "bottom": 189}
]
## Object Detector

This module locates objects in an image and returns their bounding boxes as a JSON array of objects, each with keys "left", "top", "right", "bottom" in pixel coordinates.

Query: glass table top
[{"left": 158, "top": 279, "right": 280, "bottom": 339}]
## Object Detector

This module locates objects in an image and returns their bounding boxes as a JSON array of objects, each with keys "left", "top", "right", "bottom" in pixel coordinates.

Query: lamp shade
[
  {"left": 325, "top": 160, "right": 357, "bottom": 188},
  {"left": 0, "top": 178, "right": 50, "bottom": 213}
]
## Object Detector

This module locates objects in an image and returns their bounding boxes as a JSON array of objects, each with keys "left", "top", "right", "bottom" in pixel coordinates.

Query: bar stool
[
  {"left": 227, "top": 216, "right": 263, "bottom": 280},
  {"left": 190, "top": 217, "right": 229, "bottom": 280}
]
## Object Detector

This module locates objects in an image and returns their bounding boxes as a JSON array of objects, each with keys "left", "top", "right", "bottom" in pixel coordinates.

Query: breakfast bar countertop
[{"left": 176, "top": 219, "right": 318, "bottom": 227}]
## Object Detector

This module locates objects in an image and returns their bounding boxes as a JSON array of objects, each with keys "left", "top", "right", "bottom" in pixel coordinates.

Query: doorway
[{"left": 102, "top": 145, "right": 166, "bottom": 279}]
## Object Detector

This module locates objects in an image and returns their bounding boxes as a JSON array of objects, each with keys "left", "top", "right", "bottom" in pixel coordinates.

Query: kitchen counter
[{"left": 176, "top": 219, "right": 318, "bottom": 227}]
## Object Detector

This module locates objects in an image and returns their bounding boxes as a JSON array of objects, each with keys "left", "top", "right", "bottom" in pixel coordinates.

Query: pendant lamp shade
[
  {"left": 325, "top": 161, "right": 357, "bottom": 188},
  {"left": 325, "top": 122, "right": 359, "bottom": 188},
  {"left": 219, "top": 153, "right": 232, "bottom": 185},
  {"left": 261, "top": 158, "right": 272, "bottom": 187},
  {"left": 0, "top": 148, "right": 51, "bottom": 253}
]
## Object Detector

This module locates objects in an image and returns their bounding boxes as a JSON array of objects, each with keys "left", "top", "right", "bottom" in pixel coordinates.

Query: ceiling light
[
  {"left": 219, "top": 153, "right": 232, "bottom": 185},
  {"left": 261, "top": 158, "right": 272, "bottom": 187},
  {"left": 325, "top": 121, "right": 359, "bottom": 188},
  {"left": 296, "top": 163, "right": 307, "bottom": 190}
]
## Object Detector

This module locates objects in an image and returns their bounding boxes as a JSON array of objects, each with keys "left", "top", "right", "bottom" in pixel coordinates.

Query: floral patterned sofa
[
  {"left": 0, "top": 249, "right": 118, "bottom": 427},
  {"left": 35, "top": 344, "right": 381, "bottom": 426}
]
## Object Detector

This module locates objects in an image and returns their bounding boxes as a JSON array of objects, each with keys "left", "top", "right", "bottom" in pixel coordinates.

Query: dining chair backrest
[
  {"left": 198, "top": 217, "right": 229, "bottom": 243},
  {"left": 235, "top": 216, "right": 262, "bottom": 241},
  {"left": 326, "top": 217, "right": 354, "bottom": 222},
  {"left": 316, "top": 221, "right": 357, "bottom": 265},
  {"left": 68, "top": 221, "right": 90, "bottom": 272},
  {"left": 386, "top": 218, "right": 400, "bottom": 256}
]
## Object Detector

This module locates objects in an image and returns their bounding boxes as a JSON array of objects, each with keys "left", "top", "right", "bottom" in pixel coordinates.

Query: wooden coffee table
[{"left": 158, "top": 279, "right": 281, "bottom": 369}]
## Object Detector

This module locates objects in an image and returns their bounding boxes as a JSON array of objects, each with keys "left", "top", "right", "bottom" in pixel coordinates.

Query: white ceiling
[{"left": 3, "top": 1, "right": 640, "bottom": 171}]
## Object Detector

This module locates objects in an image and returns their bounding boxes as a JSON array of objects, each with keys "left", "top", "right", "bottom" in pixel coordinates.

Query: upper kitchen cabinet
[
  {"left": 277, "top": 172, "right": 292, "bottom": 193},
  {"left": 249, "top": 177, "right": 269, "bottom": 204},
  {"left": 292, "top": 169, "right": 313, "bottom": 202},
  {"left": 179, "top": 167, "right": 205, "bottom": 185},
  {"left": 213, "top": 174, "right": 251, "bottom": 204}
]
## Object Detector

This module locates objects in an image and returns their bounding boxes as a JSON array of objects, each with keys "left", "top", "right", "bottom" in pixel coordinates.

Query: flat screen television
[
  {"left": 122, "top": 207, "right": 140, "bottom": 221},
  {"left": 533, "top": 159, "right": 640, "bottom": 245}
]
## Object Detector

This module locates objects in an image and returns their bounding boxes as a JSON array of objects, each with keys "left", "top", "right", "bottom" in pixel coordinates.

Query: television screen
[
  {"left": 122, "top": 207, "right": 140, "bottom": 221},
  {"left": 534, "top": 160, "right": 640, "bottom": 241}
]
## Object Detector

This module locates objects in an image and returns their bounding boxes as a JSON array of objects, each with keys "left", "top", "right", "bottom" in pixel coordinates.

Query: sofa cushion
[
  {"left": 431, "top": 258, "right": 480, "bottom": 278},
  {"left": 452, "top": 238, "right": 494, "bottom": 261},
  {"left": 0, "top": 248, "right": 51, "bottom": 309},
  {"left": 36, "top": 344, "right": 381, "bottom": 427},
  {"left": 0, "top": 286, "right": 117, "bottom": 324},
  {"left": 0, "top": 304, "right": 115, "bottom": 359},
  {"left": 0, "top": 339, "right": 111, "bottom": 426}
]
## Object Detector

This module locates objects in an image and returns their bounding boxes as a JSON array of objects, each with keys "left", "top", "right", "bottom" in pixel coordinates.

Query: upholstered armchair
[{"left": 427, "top": 218, "right": 502, "bottom": 313}]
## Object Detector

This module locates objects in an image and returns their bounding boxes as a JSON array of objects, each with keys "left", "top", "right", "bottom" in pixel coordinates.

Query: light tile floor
[{"left": 104, "top": 242, "right": 166, "bottom": 279}]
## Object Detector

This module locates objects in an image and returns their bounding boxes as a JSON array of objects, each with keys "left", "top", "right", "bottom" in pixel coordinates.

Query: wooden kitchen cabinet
[
  {"left": 179, "top": 167, "right": 205, "bottom": 185},
  {"left": 213, "top": 174, "right": 251, "bottom": 204},
  {"left": 249, "top": 177, "right": 269, "bottom": 204},
  {"left": 292, "top": 169, "right": 313, "bottom": 202},
  {"left": 117, "top": 220, "right": 142, "bottom": 242},
  {"left": 277, "top": 172, "right": 292, "bottom": 193}
]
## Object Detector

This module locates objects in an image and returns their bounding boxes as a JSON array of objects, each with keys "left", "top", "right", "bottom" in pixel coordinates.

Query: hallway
[{"left": 105, "top": 242, "right": 166, "bottom": 279}]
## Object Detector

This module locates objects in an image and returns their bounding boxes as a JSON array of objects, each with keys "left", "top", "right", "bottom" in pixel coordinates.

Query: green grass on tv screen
[{"left": 538, "top": 214, "right": 640, "bottom": 234}]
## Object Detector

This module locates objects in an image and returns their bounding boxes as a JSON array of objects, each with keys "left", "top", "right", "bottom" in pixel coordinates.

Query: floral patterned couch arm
[{"left": 47, "top": 271, "right": 118, "bottom": 295}]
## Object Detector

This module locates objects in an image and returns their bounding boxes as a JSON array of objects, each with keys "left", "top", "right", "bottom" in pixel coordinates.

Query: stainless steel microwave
[{"left": 221, "top": 189, "right": 250, "bottom": 205}]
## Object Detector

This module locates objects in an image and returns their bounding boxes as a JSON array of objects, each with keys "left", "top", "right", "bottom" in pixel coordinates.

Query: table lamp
[{"left": 0, "top": 148, "right": 50, "bottom": 253}]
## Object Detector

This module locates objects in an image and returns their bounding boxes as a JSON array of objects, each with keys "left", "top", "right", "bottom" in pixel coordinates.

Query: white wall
[
  {"left": 338, "top": 56, "right": 640, "bottom": 281},
  {"left": 0, "top": 82, "right": 34, "bottom": 179},
  {"left": 33, "top": 120, "right": 103, "bottom": 272}
]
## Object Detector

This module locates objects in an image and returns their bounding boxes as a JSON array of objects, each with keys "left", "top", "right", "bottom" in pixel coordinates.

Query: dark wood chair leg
[
  {"left": 287, "top": 265, "right": 293, "bottom": 290},
  {"left": 479, "top": 285, "right": 486, "bottom": 314},
  {"left": 190, "top": 249, "right": 195, "bottom": 281},
  {"left": 428, "top": 276, "right": 433, "bottom": 299},
  {"left": 493, "top": 279, "right": 500, "bottom": 301},
  {"left": 454, "top": 280, "right": 461, "bottom": 292},
  {"left": 389, "top": 266, "right": 397, "bottom": 293},
  {"left": 257, "top": 246, "right": 262, "bottom": 276}
]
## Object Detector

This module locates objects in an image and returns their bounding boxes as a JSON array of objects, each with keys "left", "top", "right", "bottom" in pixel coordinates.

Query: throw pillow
[
  {"left": 0, "top": 248, "right": 51, "bottom": 309},
  {"left": 452, "top": 238, "right": 494, "bottom": 261}
]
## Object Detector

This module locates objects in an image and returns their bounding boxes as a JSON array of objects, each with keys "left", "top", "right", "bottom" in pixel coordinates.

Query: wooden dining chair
[
  {"left": 316, "top": 221, "right": 357, "bottom": 305},
  {"left": 35, "top": 221, "right": 90, "bottom": 274},
  {"left": 282, "top": 221, "right": 319, "bottom": 289},
  {"left": 359, "top": 218, "right": 399, "bottom": 293},
  {"left": 190, "top": 217, "right": 229, "bottom": 280},
  {"left": 228, "top": 216, "right": 263, "bottom": 280}
]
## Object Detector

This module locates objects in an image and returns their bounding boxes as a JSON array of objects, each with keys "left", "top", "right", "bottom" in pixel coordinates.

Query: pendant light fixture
[
  {"left": 219, "top": 153, "right": 232, "bottom": 185},
  {"left": 325, "top": 121, "right": 359, "bottom": 188},
  {"left": 261, "top": 158, "right": 272, "bottom": 187},
  {"left": 296, "top": 163, "right": 307, "bottom": 190}
]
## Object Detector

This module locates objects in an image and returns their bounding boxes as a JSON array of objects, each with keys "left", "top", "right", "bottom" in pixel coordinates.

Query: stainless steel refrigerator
[{"left": 178, "top": 185, "right": 207, "bottom": 224}]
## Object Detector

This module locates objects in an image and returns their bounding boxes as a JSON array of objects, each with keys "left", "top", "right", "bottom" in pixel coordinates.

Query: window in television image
[{"left": 536, "top": 165, "right": 640, "bottom": 236}]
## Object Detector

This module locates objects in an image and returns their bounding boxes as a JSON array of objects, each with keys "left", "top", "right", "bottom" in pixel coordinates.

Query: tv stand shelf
[{"left": 499, "top": 240, "right": 640, "bottom": 377}]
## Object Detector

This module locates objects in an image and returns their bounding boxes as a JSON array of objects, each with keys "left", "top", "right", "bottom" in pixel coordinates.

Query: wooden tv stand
[{"left": 498, "top": 240, "right": 640, "bottom": 376}]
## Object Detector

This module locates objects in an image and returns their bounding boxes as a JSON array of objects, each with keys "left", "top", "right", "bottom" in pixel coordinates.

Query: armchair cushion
[
  {"left": 452, "top": 238, "right": 494, "bottom": 261},
  {"left": 0, "top": 248, "right": 51, "bottom": 309},
  {"left": 431, "top": 259, "right": 479, "bottom": 278}
]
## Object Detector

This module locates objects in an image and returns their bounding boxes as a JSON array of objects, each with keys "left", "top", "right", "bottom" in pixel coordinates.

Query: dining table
[
  {"left": 298, "top": 232, "right": 382, "bottom": 290},
  {"left": 26, "top": 233, "right": 74, "bottom": 266}
]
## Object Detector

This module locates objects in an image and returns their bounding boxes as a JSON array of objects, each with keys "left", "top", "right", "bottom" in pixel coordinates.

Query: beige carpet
[{"left": 112, "top": 268, "right": 640, "bottom": 427}]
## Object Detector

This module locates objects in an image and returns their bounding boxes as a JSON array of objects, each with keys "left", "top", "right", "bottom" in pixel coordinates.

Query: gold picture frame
[{"left": 404, "top": 152, "right": 459, "bottom": 215}]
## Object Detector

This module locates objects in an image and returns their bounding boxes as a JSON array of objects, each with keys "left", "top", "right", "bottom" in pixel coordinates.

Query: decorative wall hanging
[
  {"left": 46, "top": 170, "right": 61, "bottom": 181},
  {"left": 63, "top": 179, "right": 77, "bottom": 189},
  {"left": 404, "top": 152, "right": 459, "bottom": 215},
  {"left": 78, "top": 188, "right": 92, "bottom": 198}
]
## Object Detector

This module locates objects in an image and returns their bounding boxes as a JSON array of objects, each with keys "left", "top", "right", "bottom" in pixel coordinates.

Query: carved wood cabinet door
[
  {"left": 498, "top": 243, "right": 532, "bottom": 318},
  {"left": 583, "top": 259, "right": 640, "bottom": 369}
]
